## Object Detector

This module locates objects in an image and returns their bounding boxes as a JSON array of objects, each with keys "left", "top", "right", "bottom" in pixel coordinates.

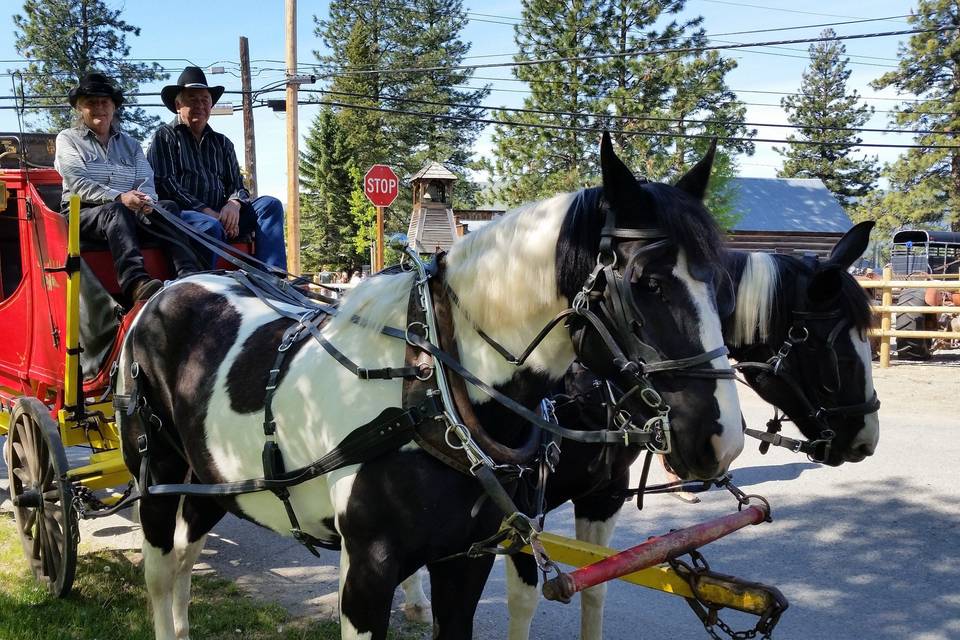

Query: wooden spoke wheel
[{"left": 7, "top": 398, "right": 77, "bottom": 597}]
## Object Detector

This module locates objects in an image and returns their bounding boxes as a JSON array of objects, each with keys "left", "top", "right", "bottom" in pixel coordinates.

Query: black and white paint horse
[
  {"left": 116, "top": 135, "right": 743, "bottom": 640},
  {"left": 489, "top": 221, "right": 881, "bottom": 640}
]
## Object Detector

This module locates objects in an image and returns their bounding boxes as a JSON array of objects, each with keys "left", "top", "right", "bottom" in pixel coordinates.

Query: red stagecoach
[{"left": 0, "top": 133, "right": 250, "bottom": 595}]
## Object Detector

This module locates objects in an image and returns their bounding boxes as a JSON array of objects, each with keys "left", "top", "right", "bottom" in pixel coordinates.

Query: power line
[
  {"left": 7, "top": 84, "right": 945, "bottom": 136},
  {"left": 694, "top": 0, "right": 910, "bottom": 23},
  {"left": 275, "top": 97, "right": 960, "bottom": 149},
  {"left": 297, "top": 87, "right": 956, "bottom": 137},
  {"left": 315, "top": 26, "right": 952, "bottom": 77}
]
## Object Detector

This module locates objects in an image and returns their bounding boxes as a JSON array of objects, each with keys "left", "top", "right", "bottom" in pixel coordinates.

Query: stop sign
[{"left": 363, "top": 165, "right": 400, "bottom": 207}]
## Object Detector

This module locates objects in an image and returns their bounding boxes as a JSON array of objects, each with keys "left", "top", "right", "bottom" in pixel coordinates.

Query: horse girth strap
[{"left": 145, "top": 397, "right": 443, "bottom": 498}]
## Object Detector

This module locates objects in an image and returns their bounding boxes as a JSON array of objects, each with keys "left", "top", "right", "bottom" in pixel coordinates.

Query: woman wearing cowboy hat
[{"left": 54, "top": 71, "right": 202, "bottom": 305}]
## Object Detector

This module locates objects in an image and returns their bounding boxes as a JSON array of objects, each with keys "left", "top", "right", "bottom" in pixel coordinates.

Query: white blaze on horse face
[
  {"left": 849, "top": 327, "right": 879, "bottom": 458},
  {"left": 673, "top": 251, "right": 744, "bottom": 471}
]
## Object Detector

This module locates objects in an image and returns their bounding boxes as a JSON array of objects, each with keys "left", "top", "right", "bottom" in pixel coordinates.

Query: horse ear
[
  {"left": 807, "top": 265, "right": 844, "bottom": 303},
  {"left": 675, "top": 139, "right": 717, "bottom": 201},
  {"left": 600, "top": 130, "right": 638, "bottom": 206},
  {"left": 828, "top": 221, "right": 875, "bottom": 269}
]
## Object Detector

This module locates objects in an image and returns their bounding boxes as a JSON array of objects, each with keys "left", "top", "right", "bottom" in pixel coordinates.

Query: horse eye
[{"left": 639, "top": 277, "right": 661, "bottom": 293}]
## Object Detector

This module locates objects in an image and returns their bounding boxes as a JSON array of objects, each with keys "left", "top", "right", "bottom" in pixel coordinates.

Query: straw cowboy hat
[
  {"left": 68, "top": 72, "right": 124, "bottom": 108},
  {"left": 161, "top": 66, "right": 225, "bottom": 113}
]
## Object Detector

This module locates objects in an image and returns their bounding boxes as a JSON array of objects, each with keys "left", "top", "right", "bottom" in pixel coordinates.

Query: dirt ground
[{"left": 870, "top": 348, "right": 960, "bottom": 409}]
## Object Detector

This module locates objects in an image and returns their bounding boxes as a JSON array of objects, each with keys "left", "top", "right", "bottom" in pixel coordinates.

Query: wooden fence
[{"left": 859, "top": 266, "right": 960, "bottom": 367}]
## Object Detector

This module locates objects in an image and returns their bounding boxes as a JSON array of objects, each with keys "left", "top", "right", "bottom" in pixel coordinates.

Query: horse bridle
[
  {"left": 736, "top": 304, "right": 881, "bottom": 463},
  {"left": 565, "top": 196, "right": 736, "bottom": 453}
]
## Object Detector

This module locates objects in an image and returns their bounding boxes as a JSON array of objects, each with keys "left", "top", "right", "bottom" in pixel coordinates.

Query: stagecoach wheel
[{"left": 7, "top": 398, "right": 77, "bottom": 597}]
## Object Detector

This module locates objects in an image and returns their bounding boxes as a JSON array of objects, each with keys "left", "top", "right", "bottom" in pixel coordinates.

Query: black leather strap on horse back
[{"left": 146, "top": 398, "right": 441, "bottom": 498}]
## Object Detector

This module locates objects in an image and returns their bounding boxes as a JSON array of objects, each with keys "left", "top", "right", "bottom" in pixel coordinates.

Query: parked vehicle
[{"left": 890, "top": 230, "right": 960, "bottom": 359}]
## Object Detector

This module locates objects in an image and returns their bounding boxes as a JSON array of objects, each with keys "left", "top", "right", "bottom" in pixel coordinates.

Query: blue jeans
[
  {"left": 247, "top": 196, "right": 287, "bottom": 269},
  {"left": 181, "top": 210, "right": 225, "bottom": 269}
]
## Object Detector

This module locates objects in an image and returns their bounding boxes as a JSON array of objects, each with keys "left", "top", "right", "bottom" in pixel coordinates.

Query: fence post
[{"left": 879, "top": 266, "right": 893, "bottom": 368}]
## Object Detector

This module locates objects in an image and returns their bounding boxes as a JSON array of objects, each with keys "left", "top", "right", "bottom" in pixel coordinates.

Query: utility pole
[
  {"left": 239, "top": 36, "right": 257, "bottom": 198},
  {"left": 285, "top": 0, "right": 301, "bottom": 274}
]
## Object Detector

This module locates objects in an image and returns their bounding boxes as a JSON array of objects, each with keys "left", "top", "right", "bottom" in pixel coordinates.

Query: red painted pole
[{"left": 542, "top": 504, "right": 770, "bottom": 603}]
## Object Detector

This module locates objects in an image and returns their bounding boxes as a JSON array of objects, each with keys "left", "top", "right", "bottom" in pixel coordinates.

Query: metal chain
[
  {"left": 671, "top": 550, "right": 781, "bottom": 640},
  {"left": 71, "top": 481, "right": 133, "bottom": 517}
]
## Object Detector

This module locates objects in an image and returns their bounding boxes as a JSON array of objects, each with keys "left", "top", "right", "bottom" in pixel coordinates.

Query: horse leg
[
  {"left": 505, "top": 552, "right": 540, "bottom": 640},
  {"left": 338, "top": 545, "right": 399, "bottom": 640},
  {"left": 140, "top": 492, "right": 184, "bottom": 640},
  {"left": 427, "top": 555, "right": 496, "bottom": 640},
  {"left": 573, "top": 491, "right": 626, "bottom": 640},
  {"left": 399, "top": 570, "right": 432, "bottom": 623},
  {"left": 171, "top": 495, "right": 226, "bottom": 640}
]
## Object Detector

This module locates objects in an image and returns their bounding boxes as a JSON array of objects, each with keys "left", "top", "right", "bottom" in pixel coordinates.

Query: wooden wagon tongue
[{"left": 542, "top": 503, "right": 771, "bottom": 604}]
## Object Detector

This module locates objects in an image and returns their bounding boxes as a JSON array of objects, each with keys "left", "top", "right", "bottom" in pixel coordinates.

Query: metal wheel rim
[{"left": 7, "top": 405, "right": 77, "bottom": 597}]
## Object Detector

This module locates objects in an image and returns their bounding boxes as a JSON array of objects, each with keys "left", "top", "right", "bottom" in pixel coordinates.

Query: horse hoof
[
  {"left": 672, "top": 491, "right": 701, "bottom": 504},
  {"left": 402, "top": 603, "right": 432, "bottom": 624}
]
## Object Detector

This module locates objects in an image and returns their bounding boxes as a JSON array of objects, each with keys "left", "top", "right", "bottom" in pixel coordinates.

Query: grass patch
[{"left": 0, "top": 513, "right": 426, "bottom": 640}]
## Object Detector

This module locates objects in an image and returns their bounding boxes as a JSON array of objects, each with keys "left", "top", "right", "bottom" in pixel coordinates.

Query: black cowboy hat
[
  {"left": 161, "top": 66, "right": 225, "bottom": 113},
  {"left": 68, "top": 72, "right": 124, "bottom": 108}
]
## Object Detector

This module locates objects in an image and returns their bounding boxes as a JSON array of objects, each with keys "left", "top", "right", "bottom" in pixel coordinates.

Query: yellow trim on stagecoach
[{"left": 60, "top": 195, "right": 81, "bottom": 432}]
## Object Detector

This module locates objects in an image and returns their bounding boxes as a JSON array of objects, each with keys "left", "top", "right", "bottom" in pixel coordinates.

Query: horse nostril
[{"left": 852, "top": 442, "right": 875, "bottom": 458}]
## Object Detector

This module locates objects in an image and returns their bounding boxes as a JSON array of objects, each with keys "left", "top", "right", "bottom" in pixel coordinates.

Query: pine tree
[
  {"left": 864, "top": 1, "right": 960, "bottom": 232},
  {"left": 299, "top": 108, "right": 364, "bottom": 273},
  {"left": 389, "top": 0, "right": 489, "bottom": 205},
  {"left": 312, "top": 0, "right": 487, "bottom": 256},
  {"left": 484, "top": 0, "right": 608, "bottom": 205},
  {"left": 484, "top": 0, "right": 753, "bottom": 227},
  {"left": 12, "top": 0, "right": 167, "bottom": 140},
  {"left": 774, "top": 29, "right": 879, "bottom": 209}
]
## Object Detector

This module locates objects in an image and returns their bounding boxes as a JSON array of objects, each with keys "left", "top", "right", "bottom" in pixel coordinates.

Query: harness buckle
[
  {"left": 788, "top": 325, "right": 809, "bottom": 344},
  {"left": 405, "top": 321, "right": 429, "bottom": 347}
]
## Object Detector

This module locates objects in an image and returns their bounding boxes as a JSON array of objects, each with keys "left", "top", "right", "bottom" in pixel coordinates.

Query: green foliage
[
  {"left": 12, "top": 0, "right": 167, "bottom": 141},
  {"left": 309, "top": 0, "right": 488, "bottom": 259},
  {"left": 348, "top": 164, "right": 377, "bottom": 255},
  {"left": 0, "top": 513, "right": 428, "bottom": 639},
  {"left": 774, "top": 29, "right": 879, "bottom": 209},
  {"left": 299, "top": 108, "right": 365, "bottom": 273},
  {"left": 864, "top": 1, "right": 960, "bottom": 232},
  {"left": 483, "top": 0, "right": 753, "bottom": 229}
]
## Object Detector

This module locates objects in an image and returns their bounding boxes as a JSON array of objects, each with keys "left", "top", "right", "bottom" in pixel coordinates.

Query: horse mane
[
  {"left": 444, "top": 192, "right": 574, "bottom": 332},
  {"left": 728, "top": 252, "right": 779, "bottom": 347},
  {"left": 726, "top": 251, "right": 873, "bottom": 347},
  {"left": 555, "top": 184, "right": 728, "bottom": 301},
  {"left": 772, "top": 255, "right": 873, "bottom": 333},
  {"left": 329, "top": 270, "right": 416, "bottom": 336}
]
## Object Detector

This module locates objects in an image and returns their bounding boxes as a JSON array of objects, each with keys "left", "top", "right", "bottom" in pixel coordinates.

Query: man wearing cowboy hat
[
  {"left": 147, "top": 66, "right": 287, "bottom": 268},
  {"left": 55, "top": 71, "right": 202, "bottom": 304}
]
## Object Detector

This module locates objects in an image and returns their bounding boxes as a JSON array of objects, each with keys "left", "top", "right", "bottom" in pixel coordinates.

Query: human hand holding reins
[
  {"left": 119, "top": 190, "right": 152, "bottom": 214},
  {"left": 218, "top": 199, "right": 242, "bottom": 239}
]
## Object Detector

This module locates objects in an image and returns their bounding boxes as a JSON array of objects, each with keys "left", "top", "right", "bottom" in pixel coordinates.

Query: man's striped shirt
[
  {"left": 54, "top": 123, "right": 157, "bottom": 208},
  {"left": 147, "top": 119, "right": 249, "bottom": 212}
]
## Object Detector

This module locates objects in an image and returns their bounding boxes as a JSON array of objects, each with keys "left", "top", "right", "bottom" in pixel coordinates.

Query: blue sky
[{"left": 0, "top": 0, "right": 922, "bottom": 203}]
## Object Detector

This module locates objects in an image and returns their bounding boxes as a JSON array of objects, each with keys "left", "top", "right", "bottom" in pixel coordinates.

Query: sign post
[{"left": 363, "top": 164, "right": 400, "bottom": 272}]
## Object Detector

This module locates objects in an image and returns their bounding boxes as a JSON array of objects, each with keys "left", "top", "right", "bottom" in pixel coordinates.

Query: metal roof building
[{"left": 726, "top": 177, "right": 853, "bottom": 258}]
